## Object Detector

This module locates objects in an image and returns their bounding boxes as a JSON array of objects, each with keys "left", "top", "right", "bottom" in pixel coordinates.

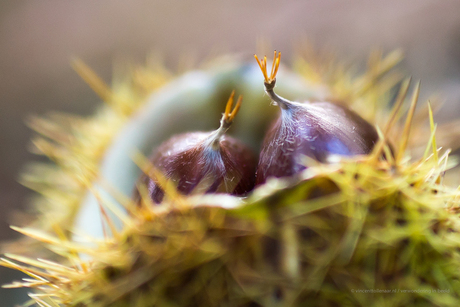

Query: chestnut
[
  {"left": 135, "top": 91, "right": 257, "bottom": 204},
  {"left": 254, "top": 52, "right": 379, "bottom": 184}
]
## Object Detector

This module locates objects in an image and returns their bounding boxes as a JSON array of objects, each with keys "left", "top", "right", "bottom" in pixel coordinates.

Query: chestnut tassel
[
  {"left": 135, "top": 91, "right": 257, "bottom": 204},
  {"left": 254, "top": 51, "right": 379, "bottom": 184}
]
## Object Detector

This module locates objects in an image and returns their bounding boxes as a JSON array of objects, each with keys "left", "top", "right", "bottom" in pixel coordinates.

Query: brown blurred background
[{"left": 1, "top": 1, "right": 460, "bottom": 304}]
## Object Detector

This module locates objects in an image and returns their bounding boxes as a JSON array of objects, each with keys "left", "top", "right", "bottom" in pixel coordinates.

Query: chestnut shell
[
  {"left": 136, "top": 132, "right": 257, "bottom": 204},
  {"left": 256, "top": 101, "right": 379, "bottom": 185}
]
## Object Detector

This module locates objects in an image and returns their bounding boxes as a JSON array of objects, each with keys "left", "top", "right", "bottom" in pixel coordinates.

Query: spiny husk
[
  {"left": 14, "top": 50, "right": 447, "bottom": 238},
  {"left": 3, "top": 50, "right": 460, "bottom": 306},
  {"left": 17, "top": 59, "right": 173, "bottom": 238},
  {"left": 3, "top": 143, "right": 460, "bottom": 306}
]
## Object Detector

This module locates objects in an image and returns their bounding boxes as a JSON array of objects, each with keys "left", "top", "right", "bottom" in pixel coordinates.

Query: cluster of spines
[{"left": 2, "top": 51, "right": 460, "bottom": 306}]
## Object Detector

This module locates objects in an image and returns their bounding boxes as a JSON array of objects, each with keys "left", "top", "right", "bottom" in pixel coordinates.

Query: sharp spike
[
  {"left": 71, "top": 58, "right": 112, "bottom": 102},
  {"left": 87, "top": 186, "right": 133, "bottom": 229},
  {"left": 427, "top": 102, "right": 439, "bottom": 164},
  {"left": 397, "top": 81, "right": 420, "bottom": 162},
  {"left": 10, "top": 226, "right": 59, "bottom": 245},
  {"left": 422, "top": 123, "right": 437, "bottom": 160},
  {"left": 98, "top": 201, "right": 113, "bottom": 240},
  {"left": 383, "top": 77, "right": 411, "bottom": 136}
]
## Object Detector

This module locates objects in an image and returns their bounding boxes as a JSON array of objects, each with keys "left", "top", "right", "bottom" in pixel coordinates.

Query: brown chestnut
[
  {"left": 135, "top": 91, "right": 257, "bottom": 204},
  {"left": 254, "top": 52, "right": 379, "bottom": 184}
]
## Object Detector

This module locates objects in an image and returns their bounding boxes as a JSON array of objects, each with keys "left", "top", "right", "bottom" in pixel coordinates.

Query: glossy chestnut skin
[
  {"left": 256, "top": 99, "right": 379, "bottom": 184},
  {"left": 254, "top": 52, "right": 379, "bottom": 185},
  {"left": 139, "top": 132, "right": 256, "bottom": 203},
  {"left": 134, "top": 93, "right": 257, "bottom": 204}
]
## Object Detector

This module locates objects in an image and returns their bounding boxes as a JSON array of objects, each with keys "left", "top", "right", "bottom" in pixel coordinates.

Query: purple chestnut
[
  {"left": 135, "top": 92, "right": 257, "bottom": 204},
  {"left": 254, "top": 52, "right": 379, "bottom": 185}
]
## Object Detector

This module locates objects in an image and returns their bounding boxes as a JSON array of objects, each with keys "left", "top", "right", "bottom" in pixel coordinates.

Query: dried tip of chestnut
[
  {"left": 134, "top": 91, "right": 257, "bottom": 204},
  {"left": 254, "top": 51, "right": 380, "bottom": 185}
]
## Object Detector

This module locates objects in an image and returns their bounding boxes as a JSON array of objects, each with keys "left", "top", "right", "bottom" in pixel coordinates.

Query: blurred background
[{"left": 1, "top": 0, "right": 460, "bottom": 305}]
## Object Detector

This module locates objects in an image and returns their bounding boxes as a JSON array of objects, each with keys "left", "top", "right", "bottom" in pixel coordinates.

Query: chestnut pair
[{"left": 135, "top": 52, "right": 378, "bottom": 204}]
